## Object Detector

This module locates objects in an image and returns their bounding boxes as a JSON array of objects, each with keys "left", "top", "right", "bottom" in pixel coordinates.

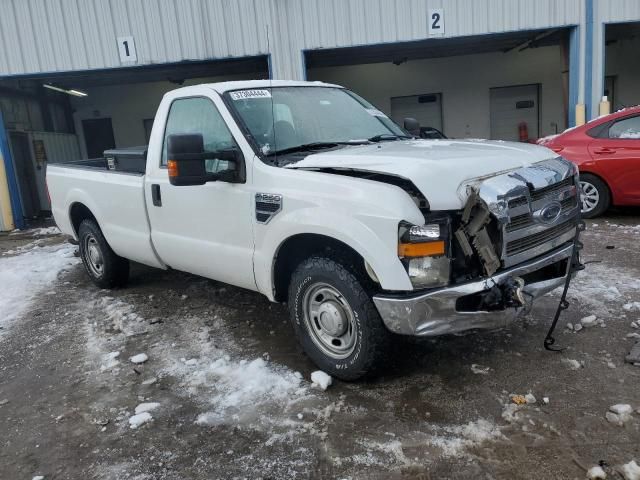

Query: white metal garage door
[
  {"left": 490, "top": 84, "right": 539, "bottom": 141},
  {"left": 390, "top": 93, "right": 443, "bottom": 132}
]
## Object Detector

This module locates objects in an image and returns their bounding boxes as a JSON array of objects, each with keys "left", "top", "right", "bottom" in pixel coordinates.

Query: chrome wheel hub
[
  {"left": 580, "top": 180, "right": 599, "bottom": 213},
  {"left": 84, "top": 235, "right": 104, "bottom": 277},
  {"left": 303, "top": 283, "right": 356, "bottom": 359}
]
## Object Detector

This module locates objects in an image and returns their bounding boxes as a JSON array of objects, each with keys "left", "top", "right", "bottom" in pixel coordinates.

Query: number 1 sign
[
  {"left": 428, "top": 9, "right": 445, "bottom": 36},
  {"left": 117, "top": 36, "right": 137, "bottom": 63}
]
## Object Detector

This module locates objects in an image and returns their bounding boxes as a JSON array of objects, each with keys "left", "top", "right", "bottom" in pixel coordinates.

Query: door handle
[
  {"left": 151, "top": 184, "right": 162, "bottom": 206},
  {"left": 594, "top": 147, "right": 615, "bottom": 154}
]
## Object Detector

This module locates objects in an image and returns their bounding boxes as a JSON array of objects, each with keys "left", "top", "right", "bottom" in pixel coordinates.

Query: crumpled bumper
[{"left": 372, "top": 243, "right": 574, "bottom": 336}]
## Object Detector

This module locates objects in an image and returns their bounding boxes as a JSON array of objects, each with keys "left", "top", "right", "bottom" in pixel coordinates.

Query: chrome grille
[
  {"left": 506, "top": 219, "right": 576, "bottom": 256},
  {"left": 501, "top": 173, "right": 579, "bottom": 267},
  {"left": 505, "top": 196, "right": 576, "bottom": 232}
]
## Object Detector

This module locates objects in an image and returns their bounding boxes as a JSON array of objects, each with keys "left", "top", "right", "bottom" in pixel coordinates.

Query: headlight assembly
[{"left": 398, "top": 217, "right": 451, "bottom": 289}]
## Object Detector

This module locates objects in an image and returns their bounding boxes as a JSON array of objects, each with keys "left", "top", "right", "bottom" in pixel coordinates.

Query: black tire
[
  {"left": 288, "top": 255, "right": 391, "bottom": 381},
  {"left": 579, "top": 173, "right": 610, "bottom": 219},
  {"left": 78, "top": 219, "right": 129, "bottom": 289}
]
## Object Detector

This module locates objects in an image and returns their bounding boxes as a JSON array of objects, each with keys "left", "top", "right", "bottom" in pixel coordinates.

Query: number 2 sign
[
  {"left": 117, "top": 36, "right": 137, "bottom": 63},
  {"left": 428, "top": 8, "right": 445, "bottom": 36}
]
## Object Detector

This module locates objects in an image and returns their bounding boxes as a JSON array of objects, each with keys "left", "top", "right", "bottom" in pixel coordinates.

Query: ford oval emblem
[{"left": 536, "top": 201, "right": 562, "bottom": 224}]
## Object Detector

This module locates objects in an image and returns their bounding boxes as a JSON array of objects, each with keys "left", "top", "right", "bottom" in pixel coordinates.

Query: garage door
[
  {"left": 390, "top": 93, "right": 443, "bottom": 132},
  {"left": 490, "top": 85, "right": 539, "bottom": 141}
]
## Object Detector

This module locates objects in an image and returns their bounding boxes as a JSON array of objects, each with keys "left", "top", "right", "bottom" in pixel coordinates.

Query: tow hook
[{"left": 501, "top": 276, "right": 526, "bottom": 308}]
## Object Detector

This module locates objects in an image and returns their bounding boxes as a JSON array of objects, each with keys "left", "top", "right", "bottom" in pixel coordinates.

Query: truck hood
[{"left": 286, "top": 139, "right": 556, "bottom": 210}]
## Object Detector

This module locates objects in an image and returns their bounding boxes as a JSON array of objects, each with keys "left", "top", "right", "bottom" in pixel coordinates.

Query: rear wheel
[
  {"left": 288, "top": 255, "right": 391, "bottom": 381},
  {"left": 579, "top": 173, "right": 610, "bottom": 218},
  {"left": 78, "top": 219, "right": 129, "bottom": 289}
]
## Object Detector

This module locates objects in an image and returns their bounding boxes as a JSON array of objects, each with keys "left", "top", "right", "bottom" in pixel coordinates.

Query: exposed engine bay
[{"left": 454, "top": 188, "right": 502, "bottom": 277}]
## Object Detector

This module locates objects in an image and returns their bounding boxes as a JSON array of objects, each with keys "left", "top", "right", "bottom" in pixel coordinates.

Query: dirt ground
[{"left": 1, "top": 214, "right": 639, "bottom": 480}]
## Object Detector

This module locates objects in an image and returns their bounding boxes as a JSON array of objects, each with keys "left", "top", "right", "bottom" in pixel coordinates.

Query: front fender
[{"left": 253, "top": 207, "right": 414, "bottom": 300}]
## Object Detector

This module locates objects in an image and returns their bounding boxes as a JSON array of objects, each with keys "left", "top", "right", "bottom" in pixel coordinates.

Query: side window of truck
[{"left": 161, "top": 97, "right": 239, "bottom": 174}]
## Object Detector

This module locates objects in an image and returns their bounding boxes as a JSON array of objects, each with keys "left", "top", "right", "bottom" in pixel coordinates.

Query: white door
[
  {"left": 144, "top": 95, "right": 256, "bottom": 291},
  {"left": 390, "top": 93, "right": 443, "bottom": 132},
  {"left": 490, "top": 84, "right": 539, "bottom": 141}
]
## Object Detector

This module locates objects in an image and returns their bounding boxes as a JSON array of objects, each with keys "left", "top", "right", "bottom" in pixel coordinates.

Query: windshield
[{"left": 225, "top": 86, "right": 406, "bottom": 158}]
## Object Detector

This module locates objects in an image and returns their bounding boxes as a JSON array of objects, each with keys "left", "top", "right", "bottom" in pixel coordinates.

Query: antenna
[{"left": 266, "top": 24, "right": 277, "bottom": 163}]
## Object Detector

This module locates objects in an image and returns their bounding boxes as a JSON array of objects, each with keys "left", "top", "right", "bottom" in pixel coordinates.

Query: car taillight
[{"left": 550, "top": 145, "right": 564, "bottom": 153}]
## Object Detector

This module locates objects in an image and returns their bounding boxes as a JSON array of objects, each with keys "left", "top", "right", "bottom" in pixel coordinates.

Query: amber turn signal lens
[
  {"left": 398, "top": 240, "right": 445, "bottom": 258},
  {"left": 167, "top": 159, "right": 178, "bottom": 177}
]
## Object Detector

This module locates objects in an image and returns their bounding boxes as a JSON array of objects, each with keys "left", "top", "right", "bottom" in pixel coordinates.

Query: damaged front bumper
[{"left": 373, "top": 242, "right": 576, "bottom": 336}]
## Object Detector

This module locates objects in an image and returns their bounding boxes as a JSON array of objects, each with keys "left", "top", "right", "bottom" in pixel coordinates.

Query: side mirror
[
  {"left": 167, "top": 134, "right": 242, "bottom": 186},
  {"left": 403, "top": 118, "right": 420, "bottom": 137}
]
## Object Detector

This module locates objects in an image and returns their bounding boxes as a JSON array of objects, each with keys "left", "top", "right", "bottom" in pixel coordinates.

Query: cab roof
[{"left": 206, "top": 80, "right": 342, "bottom": 93}]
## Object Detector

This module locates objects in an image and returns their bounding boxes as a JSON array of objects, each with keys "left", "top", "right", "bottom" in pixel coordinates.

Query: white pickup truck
[{"left": 47, "top": 80, "right": 582, "bottom": 380}]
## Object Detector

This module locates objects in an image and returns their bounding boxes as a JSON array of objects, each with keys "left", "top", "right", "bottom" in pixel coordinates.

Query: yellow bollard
[
  {"left": 0, "top": 150, "right": 15, "bottom": 231},
  {"left": 575, "top": 104, "right": 586, "bottom": 126},
  {"left": 599, "top": 96, "right": 611, "bottom": 117}
]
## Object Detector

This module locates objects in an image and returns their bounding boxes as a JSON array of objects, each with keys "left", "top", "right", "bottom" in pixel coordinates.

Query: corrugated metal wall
[
  {"left": 0, "top": 0, "right": 269, "bottom": 75},
  {"left": 590, "top": 0, "right": 640, "bottom": 117},
  {"left": 0, "top": 0, "right": 584, "bottom": 80}
]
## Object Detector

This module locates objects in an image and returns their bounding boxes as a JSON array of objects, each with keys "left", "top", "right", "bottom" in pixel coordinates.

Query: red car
[{"left": 538, "top": 106, "right": 640, "bottom": 218}]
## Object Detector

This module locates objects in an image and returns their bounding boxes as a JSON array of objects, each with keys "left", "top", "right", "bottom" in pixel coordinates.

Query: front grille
[
  {"left": 506, "top": 219, "right": 575, "bottom": 256},
  {"left": 505, "top": 196, "right": 577, "bottom": 232},
  {"left": 501, "top": 174, "right": 579, "bottom": 267},
  {"left": 530, "top": 176, "right": 574, "bottom": 202}
]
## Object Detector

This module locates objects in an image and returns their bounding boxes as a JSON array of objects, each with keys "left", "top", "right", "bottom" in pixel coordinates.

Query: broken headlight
[{"left": 398, "top": 217, "right": 451, "bottom": 289}]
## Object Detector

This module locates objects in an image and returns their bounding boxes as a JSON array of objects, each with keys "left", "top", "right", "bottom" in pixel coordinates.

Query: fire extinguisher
[{"left": 518, "top": 122, "right": 529, "bottom": 142}]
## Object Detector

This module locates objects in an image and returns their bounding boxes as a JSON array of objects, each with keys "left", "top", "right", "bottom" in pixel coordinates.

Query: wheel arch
[
  {"left": 69, "top": 202, "right": 100, "bottom": 237},
  {"left": 579, "top": 170, "right": 614, "bottom": 203},
  {"left": 272, "top": 233, "right": 376, "bottom": 303}
]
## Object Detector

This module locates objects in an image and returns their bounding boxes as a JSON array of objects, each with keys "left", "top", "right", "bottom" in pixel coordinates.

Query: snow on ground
[
  {"left": 427, "top": 419, "right": 505, "bottom": 458},
  {"left": 30, "top": 226, "right": 61, "bottom": 236},
  {"left": 563, "top": 263, "right": 640, "bottom": 317},
  {"left": 81, "top": 289, "right": 508, "bottom": 473},
  {"left": 622, "top": 460, "right": 640, "bottom": 480},
  {"left": 8, "top": 226, "right": 60, "bottom": 236},
  {"left": 128, "top": 411, "right": 153, "bottom": 429},
  {"left": 0, "top": 241, "right": 79, "bottom": 335}
]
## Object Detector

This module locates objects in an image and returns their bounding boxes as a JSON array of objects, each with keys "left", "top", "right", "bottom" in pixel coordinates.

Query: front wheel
[
  {"left": 288, "top": 255, "right": 391, "bottom": 381},
  {"left": 579, "top": 173, "right": 610, "bottom": 219}
]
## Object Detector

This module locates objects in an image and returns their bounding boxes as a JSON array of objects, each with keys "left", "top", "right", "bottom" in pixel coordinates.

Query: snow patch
[
  {"left": 428, "top": 419, "right": 504, "bottom": 457},
  {"left": 562, "top": 358, "right": 583, "bottom": 370},
  {"left": 311, "top": 371, "right": 332, "bottom": 391},
  {"left": 622, "top": 460, "right": 640, "bottom": 480},
  {"left": 30, "top": 226, "right": 61, "bottom": 236},
  {"left": 190, "top": 357, "right": 308, "bottom": 426},
  {"left": 0, "top": 242, "right": 79, "bottom": 335},
  {"left": 128, "top": 411, "right": 152, "bottom": 429},
  {"left": 130, "top": 353, "right": 148, "bottom": 364},
  {"left": 470, "top": 364, "right": 490, "bottom": 375},
  {"left": 135, "top": 402, "right": 160, "bottom": 414},
  {"left": 586, "top": 465, "right": 607, "bottom": 479}
]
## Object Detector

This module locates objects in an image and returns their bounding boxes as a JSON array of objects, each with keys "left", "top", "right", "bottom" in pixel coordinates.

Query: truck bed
[
  {"left": 57, "top": 147, "right": 147, "bottom": 175},
  {"left": 46, "top": 162, "right": 163, "bottom": 269},
  {"left": 54, "top": 158, "right": 143, "bottom": 174}
]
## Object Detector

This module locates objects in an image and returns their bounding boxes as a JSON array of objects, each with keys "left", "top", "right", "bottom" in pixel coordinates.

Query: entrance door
[
  {"left": 8, "top": 132, "right": 40, "bottom": 218},
  {"left": 490, "top": 84, "right": 540, "bottom": 141},
  {"left": 391, "top": 93, "right": 443, "bottom": 133},
  {"left": 82, "top": 118, "right": 115, "bottom": 158}
]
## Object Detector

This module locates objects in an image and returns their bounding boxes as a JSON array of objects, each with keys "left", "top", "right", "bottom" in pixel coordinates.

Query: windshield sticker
[
  {"left": 229, "top": 89, "right": 272, "bottom": 100},
  {"left": 366, "top": 108, "right": 387, "bottom": 118}
]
